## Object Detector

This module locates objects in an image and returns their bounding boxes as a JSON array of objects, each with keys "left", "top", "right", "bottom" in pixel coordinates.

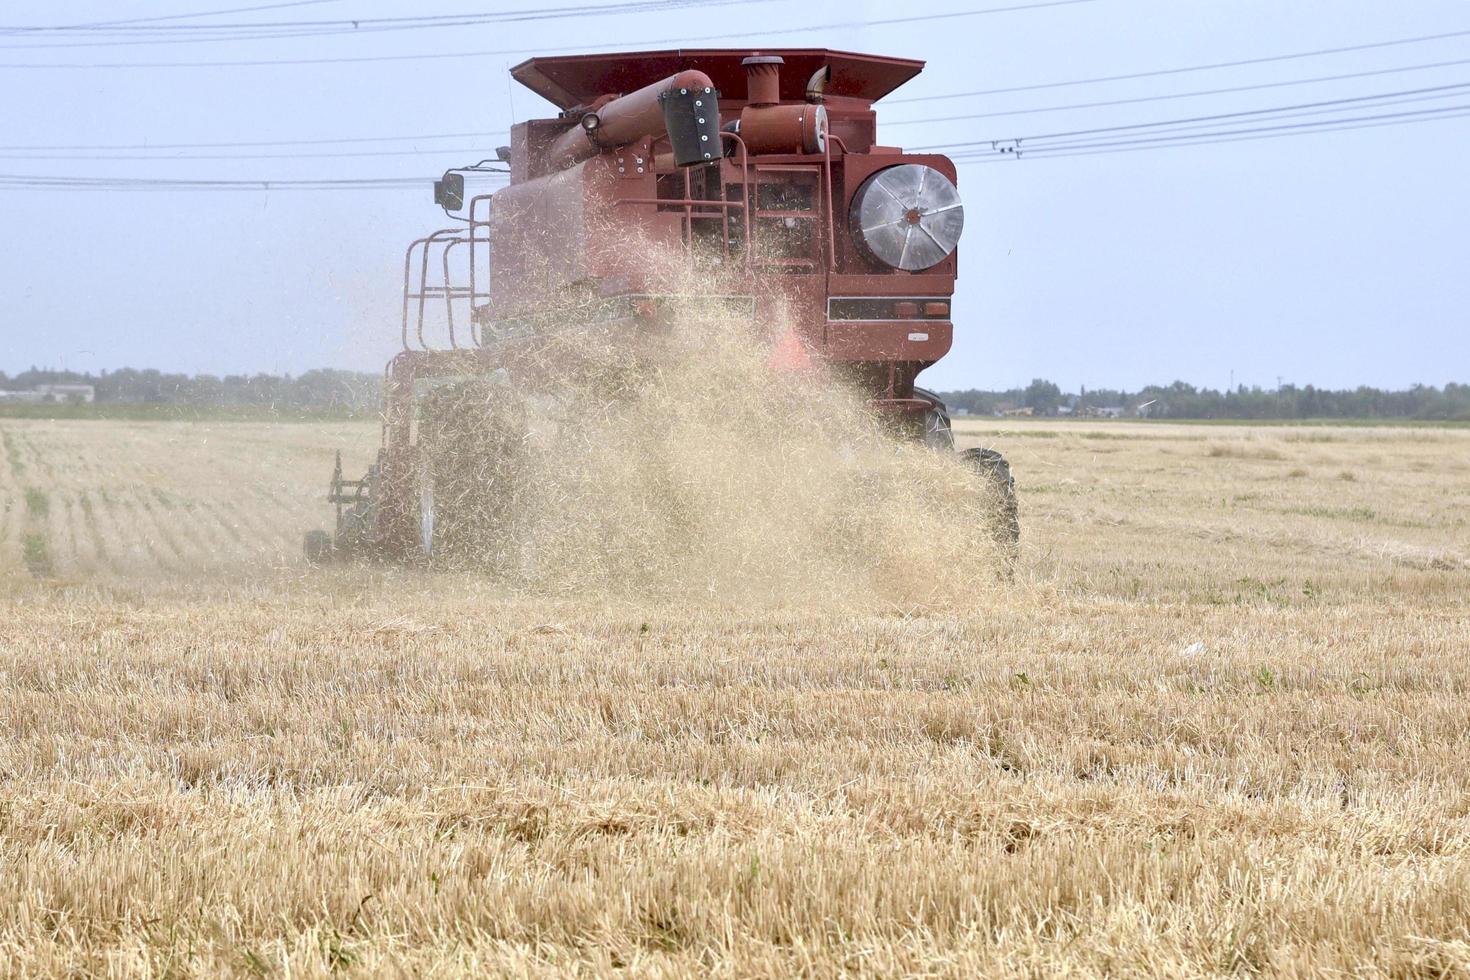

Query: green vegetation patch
[
  {"left": 24, "top": 487, "right": 49, "bottom": 518},
  {"left": 0, "top": 429, "right": 22, "bottom": 476},
  {"left": 22, "top": 532, "right": 52, "bottom": 577}
]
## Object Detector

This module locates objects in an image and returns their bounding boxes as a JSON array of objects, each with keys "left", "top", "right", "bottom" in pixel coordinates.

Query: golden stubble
[{"left": 1, "top": 406, "right": 1468, "bottom": 974}]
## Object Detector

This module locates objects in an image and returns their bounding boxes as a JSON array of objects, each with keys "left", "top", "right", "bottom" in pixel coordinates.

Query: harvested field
[{"left": 1, "top": 416, "right": 1469, "bottom": 976}]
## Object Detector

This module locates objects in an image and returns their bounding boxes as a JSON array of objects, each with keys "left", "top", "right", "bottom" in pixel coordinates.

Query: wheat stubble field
[{"left": 1, "top": 416, "right": 1468, "bottom": 976}]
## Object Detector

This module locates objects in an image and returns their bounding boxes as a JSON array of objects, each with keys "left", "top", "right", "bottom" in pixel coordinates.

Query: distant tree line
[
  {"left": 4, "top": 368, "right": 1468, "bottom": 421},
  {"left": 0, "top": 367, "right": 380, "bottom": 413},
  {"left": 940, "top": 379, "right": 1470, "bottom": 421}
]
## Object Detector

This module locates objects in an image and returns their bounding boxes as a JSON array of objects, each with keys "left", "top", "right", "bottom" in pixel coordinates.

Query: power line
[
  {"left": 3, "top": 0, "right": 739, "bottom": 32},
  {"left": 7, "top": 50, "right": 1470, "bottom": 155},
  {"left": 0, "top": 130, "right": 509, "bottom": 152},
  {"left": 954, "top": 104, "right": 1470, "bottom": 162},
  {"left": 887, "top": 26, "right": 1470, "bottom": 104},
  {"left": 0, "top": 174, "right": 453, "bottom": 191},
  {"left": 950, "top": 93, "right": 1470, "bottom": 157},
  {"left": 0, "top": 0, "right": 779, "bottom": 48},
  {"left": 950, "top": 102, "right": 1470, "bottom": 162},
  {"left": 0, "top": 144, "right": 503, "bottom": 162},
  {"left": 3, "top": 105, "right": 1464, "bottom": 189},
  {"left": 15, "top": 79, "right": 1468, "bottom": 162},
  {"left": 917, "top": 80, "right": 1470, "bottom": 151},
  {"left": 881, "top": 55, "right": 1470, "bottom": 128},
  {"left": 0, "top": 1, "right": 343, "bottom": 34},
  {"left": 0, "top": 0, "right": 1101, "bottom": 68},
  {"left": 0, "top": 131, "right": 505, "bottom": 152}
]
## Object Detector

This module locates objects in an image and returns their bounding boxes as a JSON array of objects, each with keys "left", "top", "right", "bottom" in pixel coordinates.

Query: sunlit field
[{"left": 2, "top": 416, "right": 1468, "bottom": 976}]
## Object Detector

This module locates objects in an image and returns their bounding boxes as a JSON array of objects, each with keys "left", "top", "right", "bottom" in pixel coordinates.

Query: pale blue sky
[{"left": 2, "top": 0, "right": 1467, "bottom": 391}]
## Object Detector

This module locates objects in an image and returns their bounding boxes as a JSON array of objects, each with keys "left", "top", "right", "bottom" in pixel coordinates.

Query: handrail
[
  {"left": 466, "top": 192, "right": 495, "bottom": 342},
  {"left": 400, "top": 229, "right": 469, "bottom": 351},
  {"left": 440, "top": 239, "right": 462, "bottom": 349},
  {"left": 722, "top": 131, "right": 752, "bottom": 268},
  {"left": 415, "top": 229, "right": 465, "bottom": 351}
]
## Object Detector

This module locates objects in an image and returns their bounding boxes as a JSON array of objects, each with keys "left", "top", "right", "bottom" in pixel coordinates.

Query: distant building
[{"left": 0, "top": 384, "right": 95, "bottom": 404}]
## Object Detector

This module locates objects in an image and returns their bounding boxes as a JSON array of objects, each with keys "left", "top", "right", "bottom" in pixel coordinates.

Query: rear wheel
[
  {"left": 960, "top": 446, "right": 1020, "bottom": 555},
  {"left": 922, "top": 404, "right": 955, "bottom": 450},
  {"left": 912, "top": 387, "right": 1019, "bottom": 557},
  {"left": 303, "top": 529, "right": 333, "bottom": 564},
  {"left": 415, "top": 379, "right": 528, "bottom": 567}
]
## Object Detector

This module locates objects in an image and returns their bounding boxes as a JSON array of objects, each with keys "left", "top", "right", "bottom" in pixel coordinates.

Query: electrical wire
[
  {"left": 953, "top": 105, "right": 1470, "bottom": 162},
  {"left": 974, "top": 87, "right": 1470, "bottom": 151},
  {"left": 886, "top": 27, "right": 1470, "bottom": 103},
  {"left": 8, "top": 50, "right": 1470, "bottom": 156},
  {"left": 0, "top": 131, "right": 505, "bottom": 152},
  {"left": 0, "top": 144, "right": 506, "bottom": 161},
  {"left": 3, "top": 103, "right": 1464, "bottom": 189},
  {"left": 0, "top": 0, "right": 1101, "bottom": 67},
  {"left": 0, "top": 0, "right": 783, "bottom": 48},
  {"left": 0, "top": 174, "right": 449, "bottom": 190},
  {"left": 0, "top": 1, "right": 343, "bottom": 35},
  {"left": 12, "top": 79, "right": 1469, "bottom": 161},
  {"left": 949, "top": 102, "right": 1470, "bottom": 161},
  {"left": 881, "top": 55, "right": 1470, "bottom": 128},
  {"left": 4, "top": 0, "right": 755, "bottom": 33},
  {"left": 917, "top": 79, "right": 1470, "bottom": 151}
]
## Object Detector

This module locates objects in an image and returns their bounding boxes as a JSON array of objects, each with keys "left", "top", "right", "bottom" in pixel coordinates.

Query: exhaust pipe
[
  {"left": 805, "top": 65, "right": 831, "bottom": 104},
  {"left": 734, "top": 55, "right": 828, "bottom": 155}
]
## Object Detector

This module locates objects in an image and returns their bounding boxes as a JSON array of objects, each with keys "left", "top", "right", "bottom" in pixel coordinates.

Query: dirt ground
[{"left": 1, "top": 416, "right": 1468, "bottom": 976}]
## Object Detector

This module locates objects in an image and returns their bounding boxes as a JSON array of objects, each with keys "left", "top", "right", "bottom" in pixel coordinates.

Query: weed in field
[
  {"left": 21, "top": 531, "right": 51, "bottom": 576},
  {"left": 1, "top": 429, "right": 22, "bottom": 476},
  {"left": 1207, "top": 442, "right": 1286, "bottom": 460}
]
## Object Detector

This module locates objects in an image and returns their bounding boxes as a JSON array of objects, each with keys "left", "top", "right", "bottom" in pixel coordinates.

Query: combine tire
[
  {"left": 960, "top": 447, "right": 1020, "bottom": 554},
  {"left": 923, "top": 405, "right": 955, "bottom": 451},
  {"left": 914, "top": 386, "right": 955, "bottom": 451},
  {"left": 415, "top": 380, "right": 527, "bottom": 567},
  {"left": 303, "top": 529, "right": 333, "bottom": 564}
]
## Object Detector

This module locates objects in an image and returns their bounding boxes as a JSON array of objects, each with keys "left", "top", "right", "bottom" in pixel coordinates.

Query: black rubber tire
[
  {"left": 922, "top": 406, "right": 955, "bottom": 451},
  {"left": 303, "top": 529, "right": 333, "bottom": 564},
  {"left": 959, "top": 447, "right": 1020, "bottom": 551},
  {"left": 913, "top": 386, "right": 955, "bottom": 451}
]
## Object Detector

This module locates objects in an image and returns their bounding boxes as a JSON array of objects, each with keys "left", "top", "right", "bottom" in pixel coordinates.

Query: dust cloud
[{"left": 416, "top": 248, "right": 1009, "bottom": 606}]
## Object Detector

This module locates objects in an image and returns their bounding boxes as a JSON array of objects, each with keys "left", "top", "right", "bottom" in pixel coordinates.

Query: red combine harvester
[{"left": 306, "top": 48, "right": 1017, "bottom": 564}]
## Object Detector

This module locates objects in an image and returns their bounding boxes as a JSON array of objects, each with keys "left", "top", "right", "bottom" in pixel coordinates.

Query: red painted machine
[{"left": 306, "top": 48, "right": 1016, "bottom": 564}]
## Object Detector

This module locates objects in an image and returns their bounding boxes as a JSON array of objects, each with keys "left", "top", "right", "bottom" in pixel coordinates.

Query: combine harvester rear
[{"left": 305, "top": 48, "right": 1018, "bottom": 564}]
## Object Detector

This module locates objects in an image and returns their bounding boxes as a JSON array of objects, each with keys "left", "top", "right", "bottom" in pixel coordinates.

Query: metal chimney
[{"left": 742, "top": 55, "right": 783, "bottom": 106}]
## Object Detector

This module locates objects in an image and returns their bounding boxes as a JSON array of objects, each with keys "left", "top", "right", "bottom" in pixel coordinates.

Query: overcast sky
[{"left": 2, "top": 0, "right": 1467, "bottom": 392}]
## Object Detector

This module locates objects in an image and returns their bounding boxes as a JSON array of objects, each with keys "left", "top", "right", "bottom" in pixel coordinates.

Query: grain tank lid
[{"left": 511, "top": 49, "right": 924, "bottom": 110}]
